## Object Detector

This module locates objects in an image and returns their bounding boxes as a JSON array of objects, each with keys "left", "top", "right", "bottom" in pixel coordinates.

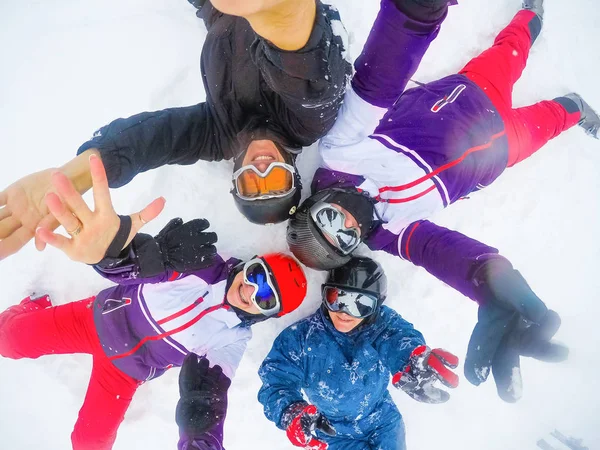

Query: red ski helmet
[{"left": 261, "top": 253, "right": 307, "bottom": 317}]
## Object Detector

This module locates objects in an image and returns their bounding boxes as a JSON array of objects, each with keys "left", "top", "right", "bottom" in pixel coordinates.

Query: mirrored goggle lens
[
  {"left": 323, "top": 286, "right": 377, "bottom": 319},
  {"left": 313, "top": 207, "right": 360, "bottom": 253},
  {"left": 244, "top": 262, "right": 280, "bottom": 313},
  {"left": 235, "top": 166, "right": 293, "bottom": 199}
]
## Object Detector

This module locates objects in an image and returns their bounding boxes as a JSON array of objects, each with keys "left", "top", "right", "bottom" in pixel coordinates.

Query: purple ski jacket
[
  {"left": 313, "top": 0, "right": 511, "bottom": 304},
  {"left": 92, "top": 254, "right": 248, "bottom": 450},
  {"left": 93, "top": 255, "right": 250, "bottom": 383}
]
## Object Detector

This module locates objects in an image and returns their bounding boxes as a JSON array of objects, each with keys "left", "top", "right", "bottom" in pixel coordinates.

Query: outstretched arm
[
  {"left": 368, "top": 220, "right": 569, "bottom": 402},
  {"left": 77, "top": 102, "right": 225, "bottom": 188},
  {"left": 35, "top": 155, "right": 218, "bottom": 282},
  {"left": 0, "top": 102, "right": 222, "bottom": 259}
]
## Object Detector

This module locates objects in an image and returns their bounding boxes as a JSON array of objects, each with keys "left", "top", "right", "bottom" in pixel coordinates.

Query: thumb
[
  {"left": 127, "top": 197, "right": 166, "bottom": 243},
  {"left": 316, "top": 415, "right": 336, "bottom": 437}
]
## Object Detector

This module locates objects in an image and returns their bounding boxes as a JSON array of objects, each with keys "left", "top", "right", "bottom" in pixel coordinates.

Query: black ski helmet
[
  {"left": 231, "top": 143, "right": 302, "bottom": 225},
  {"left": 286, "top": 189, "right": 375, "bottom": 270},
  {"left": 322, "top": 256, "right": 388, "bottom": 315}
]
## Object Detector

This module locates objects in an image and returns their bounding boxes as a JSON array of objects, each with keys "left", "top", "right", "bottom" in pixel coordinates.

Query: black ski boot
[
  {"left": 523, "top": 0, "right": 544, "bottom": 18},
  {"left": 187, "top": 0, "right": 206, "bottom": 9},
  {"left": 555, "top": 93, "right": 600, "bottom": 140}
]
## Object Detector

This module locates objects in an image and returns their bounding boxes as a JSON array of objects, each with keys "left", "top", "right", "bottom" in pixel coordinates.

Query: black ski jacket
[{"left": 77, "top": 1, "right": 352, "bottom": 188}]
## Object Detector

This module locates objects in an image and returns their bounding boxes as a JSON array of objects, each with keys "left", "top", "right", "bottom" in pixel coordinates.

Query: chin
[{"left": 332, "top": 320, "right": 356, "bottom": 333}]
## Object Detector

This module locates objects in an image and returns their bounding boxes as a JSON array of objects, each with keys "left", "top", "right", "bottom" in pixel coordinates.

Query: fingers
[
  {"left": 0, "top": 216, "right": 20, "bottom": 240},
  {"left": 89, "top": 154, "right": 114, "bottom": 213},
  {"left": 316, "top": 415, "right": 336, "bottom": 437},
  {"left": 45, "top": 192, "right": 83, "bottom": 234},
  {"left": 139, "top": 197, "right": 166, "bottom": 225},
  {"left": 0, "top": 190, "right": 6, "bottom": 207},
  {"left": 0, "top": 227, "right": 35, "bottom": 260},
  {"left": 0, "top": 207, "right": 10, "bottom": 222},
  {"left": 428, "top": 353, "right": 459, "bottom": 388},
  {"left": 524, "top": 340, "right": 569, "bottom": 362},
  {"left": 412, "top": 386, "right": 451, "bottom": 404},
  {"left": 431, "top": 348, "right": 459, "bottom": 369},
  {"left": 130, "top": 197, "right": 166, "bottom": 234},
  {"left": 188, "top": 218, "right": 211, "bottom": 234},
  {"left": 50, "top": 171, "right": 92, "bottom": 224},
  {"left": 464, "top": 304, "right": 516, "bottom": 386},
  {"left": 35, "top": 227, "right": 72, "bottom": 253},
  {"left": 491, "top": 334, "right": 522, "bottom": 403},
  {"left": 34, "top": 214, "right": 60, "bottom": 251}
]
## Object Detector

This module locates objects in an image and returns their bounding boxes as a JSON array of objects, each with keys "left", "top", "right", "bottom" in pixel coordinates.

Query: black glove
[
  {"left": 176, "top": 354, "right": 232, "bottom": 438},
  {"left": 135, "top": 218, "right": 217, "bottom": 277},
  {"left": 281, "top": 402, "right": 336, "bottom": 450},
  {"left": 464, "top": 258, "right": 569, "bottom": 402}
]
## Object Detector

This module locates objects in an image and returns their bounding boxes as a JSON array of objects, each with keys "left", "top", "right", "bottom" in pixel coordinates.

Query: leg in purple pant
[{"left": 351, "top": 0, "right": 449, "bottom": 108}]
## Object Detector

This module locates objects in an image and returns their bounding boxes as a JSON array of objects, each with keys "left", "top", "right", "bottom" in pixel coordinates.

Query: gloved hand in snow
[
  {"left": 464, "top": 258, "right": 569, "bottom": 402},
  {"left": 281, "top": 402, "right": 336, "bottom": 450},
  {"left": 176, "top": 354, "right": 231, "bottom": 438},
  {"left": 97, "top": 217, "right": 218, "bottom": 277},
  {"left": 393, "top": 345, "right": 459, "bottom": 403}
]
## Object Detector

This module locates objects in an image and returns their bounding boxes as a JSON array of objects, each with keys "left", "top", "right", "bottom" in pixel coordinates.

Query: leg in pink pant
[
  {"left": 459, "top": 10, "right": 580, "bottom": 166},
  {"left": 0, "top": 298, "right": 140, "bottom": 450}
]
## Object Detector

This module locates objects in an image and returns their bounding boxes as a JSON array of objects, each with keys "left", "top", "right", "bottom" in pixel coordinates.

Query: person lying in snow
[
  {"left": 0, "top": 0, "right": 352, "bottom": 260},
  {"left": 257, "top": 257, "right": 460, "bottom": 450},
  {"left": 0, "top": 154, "right": 308, "bottom": 450},
  {"left": 286, "top": 0, "right": 580, "bottom": 401}
]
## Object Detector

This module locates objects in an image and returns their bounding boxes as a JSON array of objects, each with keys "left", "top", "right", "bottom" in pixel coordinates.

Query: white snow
[{"left": 1, "top": 0, "right": 599, "bottom": 449}]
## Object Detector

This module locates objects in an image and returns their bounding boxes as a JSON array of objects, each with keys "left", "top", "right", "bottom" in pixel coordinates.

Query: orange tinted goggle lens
[{"left": 236, "top": 167, "right": 293, "bottom": 198}]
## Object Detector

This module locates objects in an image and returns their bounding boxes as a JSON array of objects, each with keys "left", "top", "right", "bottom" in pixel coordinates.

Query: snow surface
[{"left": 0, "top": 0, "right": 599, "bottom": 449}]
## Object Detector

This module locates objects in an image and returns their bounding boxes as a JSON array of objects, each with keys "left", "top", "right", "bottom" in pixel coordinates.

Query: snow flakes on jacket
[{"left": 258, "top": 306, "right": 424, "bottom": 447}]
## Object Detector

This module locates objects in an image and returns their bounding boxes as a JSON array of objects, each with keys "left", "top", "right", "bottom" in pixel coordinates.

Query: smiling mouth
[
  {"left": 238, "top": 285, "right": 251, "bottom": 307},
  {"left": 336, "top": 314, "right": 354, "bottom": 323},
  {"left": 250, "top": 154, "right": 277, "bottom": 168}
]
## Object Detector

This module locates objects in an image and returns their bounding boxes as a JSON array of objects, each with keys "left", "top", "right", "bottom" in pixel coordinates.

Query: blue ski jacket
[{"left": 258, "top": 306, "right": 425, "bottom": 449}]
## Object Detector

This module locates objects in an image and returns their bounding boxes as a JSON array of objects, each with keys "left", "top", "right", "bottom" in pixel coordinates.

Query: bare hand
[
  {"left": 36, "top": 154, "right": 165, "bottom": 264},
  {"left": 0, "top": 168, "right": 62, "bottom": 260}
]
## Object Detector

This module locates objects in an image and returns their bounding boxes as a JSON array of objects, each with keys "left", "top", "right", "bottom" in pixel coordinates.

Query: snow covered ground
[{"left": 0, "top": 0, "right": 599, "bottom": 449}]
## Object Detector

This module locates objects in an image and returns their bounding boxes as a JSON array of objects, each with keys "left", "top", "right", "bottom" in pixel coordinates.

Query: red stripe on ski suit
[
  {"left": 377, "top": 131, "right": 506, "bottom": 194},
  {"left": 156, "top": 298, "right": 204, "bottom": 325},
  {"left": 109, "top": 302, "right": 228, "bottom": 361}
]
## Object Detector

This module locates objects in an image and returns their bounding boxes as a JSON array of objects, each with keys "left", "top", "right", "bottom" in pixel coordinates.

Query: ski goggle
[
  {"left": 322, "top": 286, "right": 378, "bottom": 319},
  {"left": 242, "top": 258, "right": 281, "bottom": 316},
  {"left": 310, "top": 202, "right": 361, "bottom": 255},
  {"left": 233, "top": 163, "right": 296, "bottom": 201}
]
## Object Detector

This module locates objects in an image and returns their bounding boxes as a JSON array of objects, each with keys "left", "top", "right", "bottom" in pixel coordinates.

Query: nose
[
  {"left": 242, "top": 282, "right": 256, "bottom": 302},
  {"left": 251, "top": 161, "right": 272, "bottom": 174},
  {"left": 344, "top": 215, "right": 357, "bottom": 231}
]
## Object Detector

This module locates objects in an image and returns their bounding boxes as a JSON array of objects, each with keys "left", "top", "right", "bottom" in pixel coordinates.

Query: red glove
[
  {"left": 392, "top": 345, "right": 459, "bottom": 403},
  {"left": 281, "top": 403, "right": 336, "bottom": 449}
]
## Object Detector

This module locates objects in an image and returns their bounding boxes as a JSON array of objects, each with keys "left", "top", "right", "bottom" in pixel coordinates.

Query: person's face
[
  {"left": 241, "top": 139, "right": 286, "bottom": 172},
  {"left": 328, "top": 310, "right": 364, "bottom": 333},
  {"left": 226, "top": 271, "right": 262, "bottom": 315},
  {"left": 318, "top": 203, "right": 361, "bottom": 251},
  {"left": 328, "top": 203, "right": 360, "bottom": 235}
]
